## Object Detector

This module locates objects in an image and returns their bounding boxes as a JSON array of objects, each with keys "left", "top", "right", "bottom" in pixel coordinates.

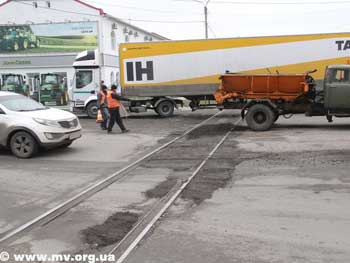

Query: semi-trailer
[
  {"left": 119, "top": 32, "right": 350, "bottom": 116},
  {"left": 70, "top": 50, "right": 183, "bottom": 118},
  {"left": 71, "top": 33, "right": 350, "bottom": 118},
  {"left": 215, "top": 65, "right": 350, "bottom": 131}
]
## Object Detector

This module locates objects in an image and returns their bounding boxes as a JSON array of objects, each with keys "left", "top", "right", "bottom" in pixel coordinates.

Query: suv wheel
[{"left": 10, "top": 131, "right": 38, "bottom": 158}]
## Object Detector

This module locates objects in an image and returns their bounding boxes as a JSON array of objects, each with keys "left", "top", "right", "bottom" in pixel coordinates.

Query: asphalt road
[
  {"left": 125, "top": 115, "right": 350, "bottom": 263},
  {"left": 1, "top": 111, "right": 350, "bottom": 263},
  {"left": 0, "top": 109, "right": 215, "bottom": 237}
]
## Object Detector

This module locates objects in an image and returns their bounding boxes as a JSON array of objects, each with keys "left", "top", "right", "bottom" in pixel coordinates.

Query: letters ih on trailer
[{"left": 70, "top": 33, "right": 350, "bottom": 118}]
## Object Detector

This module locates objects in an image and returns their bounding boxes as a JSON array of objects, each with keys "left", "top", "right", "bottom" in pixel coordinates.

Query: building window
[
  {"left": 125, "top": 35, "right": 129, "bottom": 42},
  {"left": 33, "top": 1, "right": 38, "bottom": 8},
  {"left": 111, "top": 31, "right": 116, "bottom": 50}
]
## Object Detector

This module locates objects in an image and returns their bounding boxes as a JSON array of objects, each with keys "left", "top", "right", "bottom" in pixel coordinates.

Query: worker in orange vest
[
  {"left": 96, "top": 84, "right": 109, "bottom": 130},
  {"left": 107, "top": 85, "right": 130, "bottom": 133}
]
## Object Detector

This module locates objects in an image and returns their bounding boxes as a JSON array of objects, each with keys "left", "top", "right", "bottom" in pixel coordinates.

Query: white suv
[{"left": 0, "top": 92, "right": 82, "bottom": 158}]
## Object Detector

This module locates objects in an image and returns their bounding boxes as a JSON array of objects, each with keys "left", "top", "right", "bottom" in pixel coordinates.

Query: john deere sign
[
  {"left": 3, "top": 60, "right": 31, "bottom": 65},
  {"left": 0, "top": 21, "right": 98, "bottom": 54}
]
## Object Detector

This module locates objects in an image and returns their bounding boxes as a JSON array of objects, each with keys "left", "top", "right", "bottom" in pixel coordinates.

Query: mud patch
[
  {"left": 145, "top": 177, "right": 178, "bottom": 199},
  {"left": 81, "top": 212, "right": 138, "bottom": 248},
  {"left": 181, "top": 164, "right": 237, "bottom": 204},
  {"left": 186, "top": 123, "right": 233, "bottom": 140}
]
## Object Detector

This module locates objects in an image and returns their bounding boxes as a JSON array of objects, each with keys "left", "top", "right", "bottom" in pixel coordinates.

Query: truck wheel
[
  {"left": 10, "top": 131, "right": 38, "bottom": 158},
  {"left": 56, "top": 93, "right": 62, "bottom": 106},
  {"left": 64, "top": 91, "right": 68, "bottom": 105},
  {"left": 86, "top": 101, "right": 98, "bottom": 119},
  {"left": 13, "top": 41, "right": 19, "bottom": 51},
  {"left": 22, "top": 39, "right": 29, "bottom": 49},
  {"left": 35, "top": 39, "right": 40, "bottom": 48},
  {"left": 155, "top": 100, "right": 174, "bottom": 117},
  {"left": 246, "top": 104, "right": 275, "bottom": 131}
]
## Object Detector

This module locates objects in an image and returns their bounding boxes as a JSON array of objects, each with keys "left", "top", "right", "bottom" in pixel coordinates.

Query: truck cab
[
  {"left": 70, "top": 50, "right": 100, "bottom": 118},
  {"left": 324, "top": 65, "right": 350, "bottom": 113}
]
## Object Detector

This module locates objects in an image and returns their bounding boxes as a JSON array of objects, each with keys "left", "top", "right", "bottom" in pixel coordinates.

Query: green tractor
[
  {"left": 39, "top": 73, "right": 67, "bottom": 106},
  {"left": 0, "top": 26, "right": 40, "bottom": 51},
  {"left": 0, "top": 74, "right": 29, "bottom": 95}
]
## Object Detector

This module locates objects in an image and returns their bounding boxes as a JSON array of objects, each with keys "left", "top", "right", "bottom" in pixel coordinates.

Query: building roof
[{"left": 0, "top": 0, "right": 168, "bottom": 40}]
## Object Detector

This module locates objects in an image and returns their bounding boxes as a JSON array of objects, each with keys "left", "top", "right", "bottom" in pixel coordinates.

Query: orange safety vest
[
  {"left": 99, "top": 91, "right": 106, "bottom": 105},
  {"left": 107, "top": 91, "right": 120, "bottom": 108}
]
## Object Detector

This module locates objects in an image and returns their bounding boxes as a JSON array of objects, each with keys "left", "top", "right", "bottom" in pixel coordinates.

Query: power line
[
  {"left": 86, "top": 0, "right": 203, "bottom": 16},
  {"left": 210, "top": 0, "right": 350, "bottom": 4},
  {"left": 13, "top": 1, "right": 203, "bottom": 24},
  {"left": 86, "top": 0, "right": 176, "bottom": 13},
  {"left": 121, "top": 19, "right": 203, "bottom": 24}
]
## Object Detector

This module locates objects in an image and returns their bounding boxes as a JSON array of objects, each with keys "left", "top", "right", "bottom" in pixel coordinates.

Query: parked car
[{"left": 0, "top": 91, "right": 82, "bottom": 158}]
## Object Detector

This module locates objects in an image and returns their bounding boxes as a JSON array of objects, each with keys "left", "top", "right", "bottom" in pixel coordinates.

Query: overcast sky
[
  {"left": 85, "top": 0, "right": 350, "bottom": 40},
  {"left": 3, "top": 0, "right": 350, "bottom": 40}
]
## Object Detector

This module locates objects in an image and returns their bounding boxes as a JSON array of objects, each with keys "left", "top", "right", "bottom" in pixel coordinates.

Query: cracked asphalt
[{"left": 1, "top": 111, "right": 350, "bottom": 263}]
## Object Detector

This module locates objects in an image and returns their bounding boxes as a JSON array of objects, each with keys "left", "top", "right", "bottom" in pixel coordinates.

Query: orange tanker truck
[{"left": 214, "top": 65, "right": 350, "bottom": 131}]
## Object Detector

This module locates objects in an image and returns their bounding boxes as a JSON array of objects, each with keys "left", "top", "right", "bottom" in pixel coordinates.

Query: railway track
[
  {"left": 108, "top": 117, "right": 242, "bottom": 263},
  {"left": 0, "top": 111, "right": 226, "bottom": 245}
]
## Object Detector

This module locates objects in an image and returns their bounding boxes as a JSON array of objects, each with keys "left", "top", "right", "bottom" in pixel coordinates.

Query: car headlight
[{"left": 33, "top": 118, "right": 61, "bottom": 128}]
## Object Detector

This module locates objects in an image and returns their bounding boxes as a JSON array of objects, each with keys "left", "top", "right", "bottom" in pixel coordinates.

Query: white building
[{"left": 0, "top": 0, "right": 166, "bottom": 93}]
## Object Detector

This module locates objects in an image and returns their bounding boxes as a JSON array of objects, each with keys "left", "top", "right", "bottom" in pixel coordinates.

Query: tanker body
[{"left": 215, "top": 65, "right": 350, "bottom": 131}]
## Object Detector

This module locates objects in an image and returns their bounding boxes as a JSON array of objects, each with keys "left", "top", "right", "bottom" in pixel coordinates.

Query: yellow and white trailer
[{"left": 119, "top": 33, "right": 350, "bottom": 116}]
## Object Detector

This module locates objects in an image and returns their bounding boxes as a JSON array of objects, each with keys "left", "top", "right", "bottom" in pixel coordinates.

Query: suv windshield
[{"left": 0, "top": 95, "right": 46, "bottom": 112}]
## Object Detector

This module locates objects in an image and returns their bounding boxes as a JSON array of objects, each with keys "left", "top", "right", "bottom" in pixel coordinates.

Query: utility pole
[
  {"left": 204, "top": 0, "right": 210, "bottom": 39},
  {"left": 204, "top": 5, "right": 208, "bottom": 39},
  {"left": 174, "top": 0, "right": 211, "bottom": 39}
]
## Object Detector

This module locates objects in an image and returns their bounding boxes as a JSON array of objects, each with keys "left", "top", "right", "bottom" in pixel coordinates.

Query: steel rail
[
  {"left": 0, "top": 111, "right": 222, "bottom": 244},
  {"left": 109, "top": 117, "right": 243, "bottom": 263}
]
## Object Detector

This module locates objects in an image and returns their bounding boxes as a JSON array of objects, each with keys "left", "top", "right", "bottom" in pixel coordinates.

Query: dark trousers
[
  {"left": 100, "top": 107, "right": 109, "bottom": 129},
  {"left": 108, "top": 107, "right": 126, "bottom": 131}
]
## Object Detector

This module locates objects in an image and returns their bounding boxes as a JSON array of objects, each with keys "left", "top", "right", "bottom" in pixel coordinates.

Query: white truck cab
[
  {"left": 70, "top": 49, "right": 183, "bottom": 118},
  {"left": 70, "top": 50, "right": 101, "bottom": 118}
]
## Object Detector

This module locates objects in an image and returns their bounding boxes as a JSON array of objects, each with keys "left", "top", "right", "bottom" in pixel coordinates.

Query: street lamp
[{"left": 175, "top": 0, "right": 211, "bottom": 39}]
